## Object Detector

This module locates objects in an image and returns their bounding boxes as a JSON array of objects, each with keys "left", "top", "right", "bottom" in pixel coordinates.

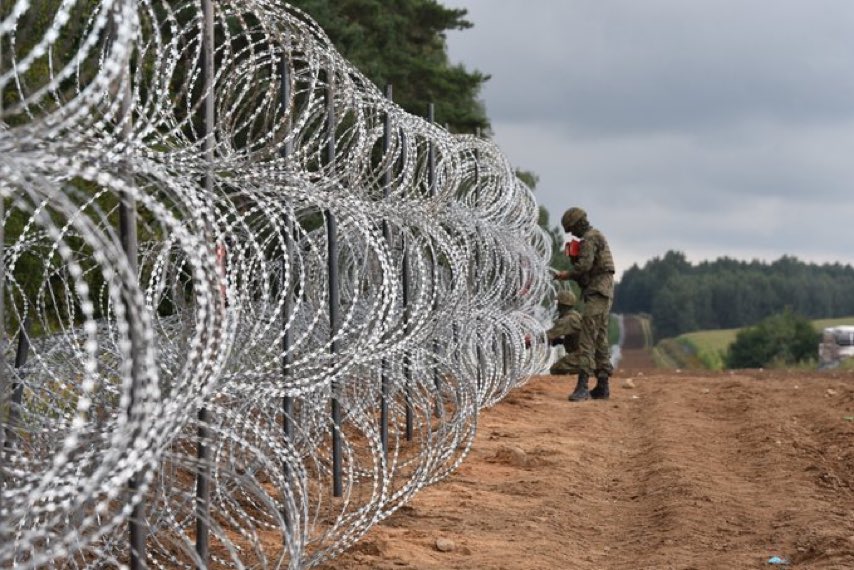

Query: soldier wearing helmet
[
  {"left": 547, "top": 289, "right": 585, "bottom": 375},
  {"left": 554, "top": 207, "right": 615, "bottom": 401}
]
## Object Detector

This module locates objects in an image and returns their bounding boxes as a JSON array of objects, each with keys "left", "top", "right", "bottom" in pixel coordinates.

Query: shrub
[{"left": 726, "top": 309, "right": 819, "bottom": 369}]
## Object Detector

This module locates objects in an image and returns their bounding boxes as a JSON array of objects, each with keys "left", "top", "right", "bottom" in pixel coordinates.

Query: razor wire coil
[{"left": 0, "top": 0, "right": 555, "bottom": 567}]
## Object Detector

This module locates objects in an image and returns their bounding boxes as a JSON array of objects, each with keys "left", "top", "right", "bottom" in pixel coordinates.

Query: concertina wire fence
[{"left": 0, "top": 0, "right": 556, "bottom": 567}]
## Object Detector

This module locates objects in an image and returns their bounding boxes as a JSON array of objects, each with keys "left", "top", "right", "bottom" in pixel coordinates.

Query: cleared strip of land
[{"left": 322, "top": 367, "right": 854, "bottom": 569}]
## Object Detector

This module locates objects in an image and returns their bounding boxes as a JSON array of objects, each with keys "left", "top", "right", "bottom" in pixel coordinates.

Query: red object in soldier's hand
[
  {"left": 524, "top": 335, "right": 531, "bottom": 349},
  {"left": 566, "top": 239, "right": 582, "bottom": 258}
]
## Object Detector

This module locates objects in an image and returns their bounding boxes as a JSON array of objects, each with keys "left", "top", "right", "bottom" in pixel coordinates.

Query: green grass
[
  {"left": 811, "top": 316, "right": 854, "bottom": 329},
  {"left": 680, "top": 328, "right": 740, "bottom": 356},
  {"left": 659, "top": 315, "right": 854, "bottom": 371},
  {"left": 633, "top": 313, "right": 654, "bottom": 349},
  {"left": 652, "top": 338, "right": 702, "bottom": 369},
  {"left": 608, "top": 315, "right": 620, "bottom": 346}
]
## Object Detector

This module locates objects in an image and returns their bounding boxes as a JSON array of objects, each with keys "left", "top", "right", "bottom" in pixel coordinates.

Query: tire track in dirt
[
  {"left": 604, "top": 371, "right": 854, "bottom": 569},
  {"left": 320, "top": 370, "right": 854, "bottom": 570}
]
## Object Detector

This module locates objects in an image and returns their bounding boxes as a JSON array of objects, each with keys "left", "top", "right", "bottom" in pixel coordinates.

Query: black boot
[
  {"left": 590, "top": 373, "right": 610, "bottom": 400},
  {"left": 568, "top": 371, "right": 590, "bottom": 402}
]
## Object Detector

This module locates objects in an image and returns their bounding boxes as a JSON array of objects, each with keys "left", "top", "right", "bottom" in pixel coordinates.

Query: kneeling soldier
[{"left": 547, "top": 290, "right": 586, "bottom": 386}]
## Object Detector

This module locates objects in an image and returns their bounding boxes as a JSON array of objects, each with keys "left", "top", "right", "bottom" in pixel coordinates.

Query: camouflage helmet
[
  {"left": 556, "top": 290, "right": 577, "bottom": 307},
  {"left": 561, "top": 207, "right": 587, "bottom": 231}
]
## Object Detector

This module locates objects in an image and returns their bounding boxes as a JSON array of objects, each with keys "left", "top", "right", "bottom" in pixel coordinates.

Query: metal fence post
[
  {"left": 380, "top": 84, "right": 392, "bottom": 456},
  {"left": 111, "top": 10, "right": 146, "bottom": 567},
  {"left": 195, "top": 0, "right": 215, "bottom": 564},
  {"left": 427, "top": 104, "right": 443, "bottom": 418},
  {"left": 474, "top": 128, "right": 483, "bottom": 394},
  {"left": 326, "top": 80, "right": 343, "bottom": 498},
  {"left": 123, "top": 147, "right": 146, "bottom": 568},
  {"left": 4, "top": 315, "right": 31, "bottom": 449},
  {"left": 278, "top": 51, "right": 295, "bottom": 477},
  {"left": 0, "top": 23, "right": 5, "bottom": 450},
  {"left": 0, "top": 193, "right": 5, "bottom": 543},
  {"left": 402, "top": 262, "right": 412, "bottom": 440},
  {"left": 0, "top": 198, "right": 5, "bottom": 401},
  {"left": 278, "top": 48, "right": 297, "bottom": 540},
  {"left": 0, "top": 196, "right": 6, "bottom": 453},
  {"left": 401, "top": 132, "right": 413, "bottom": 439}
]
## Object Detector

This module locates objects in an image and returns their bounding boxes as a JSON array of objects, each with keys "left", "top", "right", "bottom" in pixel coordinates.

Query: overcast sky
[{"left": 443, "top": 0, "right": 854, "bottom": 277}]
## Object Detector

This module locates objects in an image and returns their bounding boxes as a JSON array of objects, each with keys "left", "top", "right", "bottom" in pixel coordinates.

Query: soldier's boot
[
  {"left": 590, "top": 373, "right": 610, "bottom": 400},
  {"left": 568, "top": 371, "right": 590, "bottom": 402}
]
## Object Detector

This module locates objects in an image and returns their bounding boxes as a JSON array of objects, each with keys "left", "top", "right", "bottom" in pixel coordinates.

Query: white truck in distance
[{"left": 818, "top": 325, "right": 854, "bottom": 368}]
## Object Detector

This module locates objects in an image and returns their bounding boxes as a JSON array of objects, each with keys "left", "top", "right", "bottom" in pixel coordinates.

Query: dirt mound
[
  {"left": 321, "top": 368, "right": 854, "bottom": 569},
  {"left": 487, "top": 444, "right": 554, "bottom": 469}
]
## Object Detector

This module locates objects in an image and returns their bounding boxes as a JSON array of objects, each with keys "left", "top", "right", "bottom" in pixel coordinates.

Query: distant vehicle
[{"left": 818, "top": 325, "right": 854, "bottom": 369}]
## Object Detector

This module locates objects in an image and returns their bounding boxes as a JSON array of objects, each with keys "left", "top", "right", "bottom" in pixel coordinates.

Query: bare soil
[{"left": 322, "top": 331, "right": 854, "bottom": 569}]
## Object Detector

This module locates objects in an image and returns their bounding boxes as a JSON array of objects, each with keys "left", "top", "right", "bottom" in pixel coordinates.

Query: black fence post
[
  {"left": 111, "top": 10, "right": 146, "bottom": 566},
  {"left": 0, "top": 39, "right": 6, "bottom": 456},
  {"left": 474, "top": 128, "right": 483, "bottom": 394},
  {"left": 402, "top": 161, "right": 413, "bottom": 440},
  {"left": 195, "top": 0, "right": 215, "bottom": 564},
  {"left": 0, "top": 198, "right": 6, "bottom": 452},
  {"left": 380, "top": 84, "right": 392, "bottom": 457},
  {"left": 0, "top": 197, "right": 6, "bottom": 546},
  {"left": 326, "top": 81, "right": 343, "bottom": 498},
  {"left": 427, "top": 104, "right": 443, "bottom": 418},
  {"left": 4, "top": 315, "right": 31, "bottom": 449},
  {"left": 278, "top": 50, "right": 295, "bottom": 483}
]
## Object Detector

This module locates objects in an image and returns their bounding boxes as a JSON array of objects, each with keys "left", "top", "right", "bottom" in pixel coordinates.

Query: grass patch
[
  {"left": 680, "top": 328, "right": 740, "bottom": 356},
  {"left": 678, "top": 329, "right": 737, "bottom": 371},
  {"left": 608, "top": 315, "right": 620, "bottom": 346},
  {"left": 811, "top": 316, "right": 854, "bottom": 329},
  {"left": 652, "top": 338, "right": 703, "bottom": 369}
]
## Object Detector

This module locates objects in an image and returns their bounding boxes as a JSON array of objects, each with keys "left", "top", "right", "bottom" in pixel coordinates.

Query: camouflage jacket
[
  {"left": 546, "top": 309, "right": 582, "bottom": 352},
  {"left": 567, "top": 227, "right": 615, "bottom": 299}
]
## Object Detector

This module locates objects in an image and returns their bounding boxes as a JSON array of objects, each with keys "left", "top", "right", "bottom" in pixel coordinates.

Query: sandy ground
[{"left": 321, "top": 337, "right": 854, "bottom": 569}]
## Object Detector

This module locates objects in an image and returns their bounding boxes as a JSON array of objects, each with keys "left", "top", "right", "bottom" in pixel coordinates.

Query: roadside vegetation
[
  {"left": 608, "top": 315, "right": 620, "bottom": 347},
  {"left": 651, "top": 313, "right": 854, "bottom": 371}
]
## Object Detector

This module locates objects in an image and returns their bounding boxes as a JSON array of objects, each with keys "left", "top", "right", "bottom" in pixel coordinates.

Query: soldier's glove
[
  {"left": 552, "top": 270, "right": 569, "bottom": 280},
  {"left": 549, "top": 337, "right": 563, "bottom": 347}
]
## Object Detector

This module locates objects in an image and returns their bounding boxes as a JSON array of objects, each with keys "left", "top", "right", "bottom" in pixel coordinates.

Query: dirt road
[
  {"left": 323, "top": 367, "right": 854, "bottom": 569},
  {"left": 619, "top": 313, "right": 656, "bottom": 369}
]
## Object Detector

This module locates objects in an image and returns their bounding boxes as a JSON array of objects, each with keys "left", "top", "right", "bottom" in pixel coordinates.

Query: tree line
[
  {"left": 615, "top": 251, "right": 854, "bottom": 339},
  {"left": 288, "top": 0, "right": 489, "bottom": 133}
]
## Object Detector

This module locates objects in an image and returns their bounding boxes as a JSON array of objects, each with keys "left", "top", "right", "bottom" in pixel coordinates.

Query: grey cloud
[
  {"left": 444, "top": 0, "right": 854, "bottom": 276},
  {"left": 451, "top": 0, "right": 854, "bottom": 135},
  {"left": 491, "top": 119, "right": 854, "bottom": 275}
]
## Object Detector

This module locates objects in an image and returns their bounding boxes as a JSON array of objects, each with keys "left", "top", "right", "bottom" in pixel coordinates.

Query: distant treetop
[
  {"left": 289, "top": 0, "right": 490, "bottom": 134},
  {"left": 614, "top": 251, "right": 854, "bottom": 339}
]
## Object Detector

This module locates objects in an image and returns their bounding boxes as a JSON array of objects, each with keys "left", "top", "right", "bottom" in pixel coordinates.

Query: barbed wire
[{"left": 0, "top": 0, "right": 555, "bottom": 567}]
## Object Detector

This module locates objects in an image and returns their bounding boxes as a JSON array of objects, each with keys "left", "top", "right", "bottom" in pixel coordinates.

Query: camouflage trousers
[
  {"left": 549, "top": 351, "right": 583, "bottom": 375},
  {"left": 549, "top": 294, "right": 612, "bottom": 376},
  {"left": 578, "top": 293, "right": 613, "bottom": 376}
]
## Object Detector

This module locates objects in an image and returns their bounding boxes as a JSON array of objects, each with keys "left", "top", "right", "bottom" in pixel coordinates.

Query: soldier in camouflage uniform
[
  {"left": 554, "top": 207, "right": 615, "bottom": 401},
  {"left": 548, "top": 290, "right": 585, "bottom": 375}
]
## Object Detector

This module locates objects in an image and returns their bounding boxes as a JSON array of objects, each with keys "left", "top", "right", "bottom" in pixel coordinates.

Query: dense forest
[
  {"left": 615, "top": 251, "right": 854, "bottom": 339},
  {"left": 288, "top": 0, "right": 490, "bottom": 133}
]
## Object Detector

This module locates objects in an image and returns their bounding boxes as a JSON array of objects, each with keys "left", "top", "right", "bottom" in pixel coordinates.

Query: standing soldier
[
  {"left": 554, "top": 207, "right": 615, "bottom": 401},
  {"left": 547, "top": 290, "right": 585, "bottom": 375}
]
